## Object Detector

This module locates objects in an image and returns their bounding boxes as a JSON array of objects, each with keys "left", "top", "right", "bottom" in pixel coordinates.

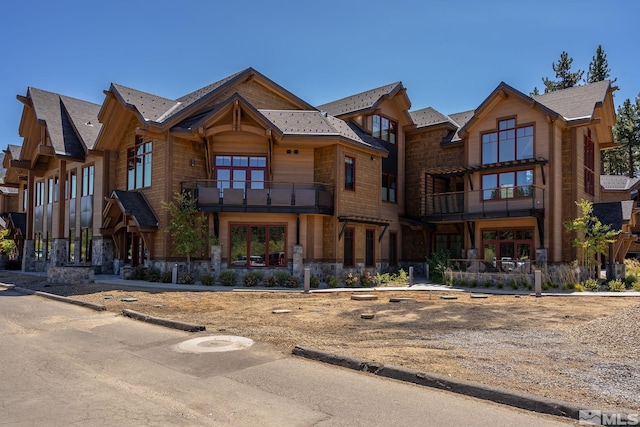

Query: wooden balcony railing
[
  {"left": 181, "top": 180, "right": 334, "bottom": 215},
  {"left": 423, "top": 185, "right": 544, "bottom": 220}
]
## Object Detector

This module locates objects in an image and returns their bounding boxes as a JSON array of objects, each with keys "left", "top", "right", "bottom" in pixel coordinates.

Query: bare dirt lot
[{"left": 2, "top": 271, "right": 639, "bottom": 413}]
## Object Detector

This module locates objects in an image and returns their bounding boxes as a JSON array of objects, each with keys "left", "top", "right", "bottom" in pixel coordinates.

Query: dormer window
[{"left": 372, "top": 114, "right": 397, "bottom": 144}]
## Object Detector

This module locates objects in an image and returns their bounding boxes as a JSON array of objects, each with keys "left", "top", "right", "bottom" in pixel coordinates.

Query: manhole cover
[
  {"left": 175, "top": 335, "right": 254, "bottom": 353},
  {"left": 389, "top": 297, "right": 416, "bottom": 303},
  {"left": 351, "top": 294, "right": 378, "bottom": 301}
]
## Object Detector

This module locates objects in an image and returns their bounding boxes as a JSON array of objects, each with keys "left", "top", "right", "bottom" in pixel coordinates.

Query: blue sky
[{"left": 1, "top": 0, "right": 638, "bottom": 152}]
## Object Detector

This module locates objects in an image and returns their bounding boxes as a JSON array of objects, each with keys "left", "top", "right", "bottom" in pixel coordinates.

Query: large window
[
  {"left": 482, "top": 229, "right": 533, "bottom": 271},
  {"left": 584, "top": 129, "right": 595, "bottom": 196},
  {"left": 35, "top": 232, "right": 43, "bottom": 261},
  {"left": 67, "top": 170, "right": 77, "bottom": 200},
  {"left": 481, "top": 169, "right": 534, "bottom": 200},
  {"left": 215, "top": 155, "right": 266, "bottom": 191},
  {"left": 68, "top": 229, "right": 75, "bottom": 262},
  {"left": 344, "top": 156, "right": 355, "bottom": 191},
  {"left": 82, "top": 165, "right": 94, "bottom": 196},
  {"left": 343, "top": 227, "right": 355, "bottom": 267},
  {"left": 47, "top": 177, "right": 58, "bottom": 203},
  {"left": 365, "top": 229, "right": 375, "bottom": 267},
  {"left": 435, "top": 234, "right": 463, "bottom": 259},
  {"left": 382, "top": 173, "right": 397, "bottom": 202},
  {"left": 372, "top": 114, "right": 397, "bottom": 144},
  {"left": 230, "top": 224, "right": 285, "bottom": 267},
  {"left": 128, "top": 138, "right": 152, "bottom": 190},
  {"left": 80, "top": 228, "right": 92, "bottom": 262},
  {"left": 482, "top": 118, "right": 534, "bottom": 164},
  {"left": 35, "top": 181, "right": 45, "bottom": 206}
]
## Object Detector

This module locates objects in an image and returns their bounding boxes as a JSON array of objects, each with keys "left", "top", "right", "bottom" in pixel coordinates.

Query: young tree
[
  {"left": 612, "top": 96, "right": 640, "bottom": 177},
  {"left": 542, "top": 51, "right": 584, "bottom": 93},
  {"left": 565, "top": 200, "right": 620, "bottom": 280},
  {"left": 163, "top": 191, "right": 213, "bottom": 273},
  {"left": 587, "top": 45, "right": 616, "bottom": 84}
]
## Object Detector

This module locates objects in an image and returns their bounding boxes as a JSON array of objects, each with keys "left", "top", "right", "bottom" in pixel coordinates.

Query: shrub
[
  {"left": 131, "top": 266, "right": 147, "bottom": 280},
  {"left": 200, "top": 274, "right": 215, "bottom": 286},
  {"left": 582, "top": 278, "right": 600, "bottom": 292},
  {"left": 509, "top": 279, "right": 518, "bottom": 290},
  {"left": 343, "top": 273, "right": 359, "bottom": 288},
  {"left": 606, "top": 279, "right": 625, "bottom": 292},
  {"left": 484, "top": 281, "right": 492, "bottom": 288},
  {"left": 285, "top": 276, "right": 300, "bottom": 288},
  {"left": 573, "top": 284, "right": 584, "bottom": 292},
  {"left": 243, "top": 271, "right": 263, "bottom": 287},
  {"left": 326, "top": 275, "right": 340, "bottom": 288},
  {"left": 273, "top": 271, "right": 290, "bottom": 287},
  {"left": 497, "top": 282, "right": 503, "bottom": 289},
  {"left": 219, "top": 270, "right": 238, "bottom": 287},
  {"left": 633, "top": 280, "right": 640, "bottom": 292},
  {"left": 178, "top": 272, "right": 195, "bottom": 284},
  {"left": 160, "top": 271, "right": 172, "bottom": 283},
  {"left": 147, "top": 268, "right": 161, "bottom": 282},
  {"left": 624, "top": 275, "right": 637, "bottom": 289},
  {"left": 360, "top": 272, "right": 376, "bottom": 287},
  {"left": 427, "top": 248, "right": 450, "bottom": 284},
  {"left": 263, "top": 275, "right": 278, "bottom": 288},
  {"left": 470, "top": 280, "right": 478, "bottom": 288},
  {"left": 310, "top": 276, "right": 320, "bottom": 288}
]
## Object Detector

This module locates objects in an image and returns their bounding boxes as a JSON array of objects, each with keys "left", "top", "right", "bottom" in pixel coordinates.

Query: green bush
[
  {"left": 470, "top": 280, "right": 478, "bottom": 288},
  {"left": 131, "top": 266, "right": 147, "bottom": 280},
  {"left": 509, "top": 279, "right": 518, "bottom": 290},
  {"left": 263, "top": 275, "right": 278, "bottom": 288},
  {"left": 285, "top": 276, "right": 300, "bottom": 288},
  {"left": 178, "top": 272, "right": 195, "bottom": 284},
  {"left": 243, "top": 271, "right": 264, "bottom": 287},
  {"left": 624, "top": 275, "right": 637, "bottom": 289},
  {"left": 582, "top": 278, "right": 600, "bottom": 292},
  {"left": 160, "top": 271, "right": 172, "bottom": 283},
  {"left": 147, "top": 268, "right": 161, "bottom": 282},
  {"left": 200, "top": 274, "right": 215, "bottom": 286},
  {"left": 219, "top": 270, "right": 238, "bottom": 287},
  {"left": 273, "top": 271, "right": 290, "bottom": 286},
  {"left": 633, "top": 280, "right": 640, "bottom": 291},
  {"left": 310, "top": 276, "right": 320, "bottom": 288},
  {"left": 606, "top": 279, "right": 625, "bottom": 292},
  {"left": 427, "top": 249, "right": 450, "bottom": 284},
  {"left": 360, "top": 272, "right": 376, "bottom": 287},
  {"left": 484, "top": 281, "right": 492, "bottom": 288},
  {"left": 343, "top": 273, "right": 359, "bottom": 287},
  {"left": 326, "top": 275, "right": 340, "bottom": 288},
  {"left": 574, "top": 284, "right": 585, "bottom": 292}
]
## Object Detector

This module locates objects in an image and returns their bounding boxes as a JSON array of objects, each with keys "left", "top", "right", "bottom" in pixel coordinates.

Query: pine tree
[
  {"left": 542, "top": 51, "right": 584, "bottom": 93},
  {"left": 530, "top": 87, "right": 540, "bottom": 96},
  {"left": 613, "top": 96, "right": 640, "bottom": 177},
  {"left": 587, "top": 45, "right": 616, "bottom": 84}
]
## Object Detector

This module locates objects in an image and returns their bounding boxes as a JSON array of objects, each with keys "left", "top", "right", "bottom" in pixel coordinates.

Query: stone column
[
  {"left": 211, "top": 244, "right": 221, "bottom": 276},
  {"left": 92, "top": 237, "right": 115, "bottom": 274},
  {"left": 292, "top": 244, "right": 303, "bottom": 278},
  {"left": 22, "top": 240, "right": 35, "bottom": 272},
  {"left": 51, "top": 238, "right": 68, "bottom": 267}
]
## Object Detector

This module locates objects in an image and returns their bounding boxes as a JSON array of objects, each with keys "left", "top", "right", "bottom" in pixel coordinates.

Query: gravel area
[{"left": 2, "top": 271, "right": 639, "bottom": 413}]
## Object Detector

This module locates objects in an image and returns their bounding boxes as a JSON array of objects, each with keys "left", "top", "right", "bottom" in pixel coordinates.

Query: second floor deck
[
  {"left": 182, "top": 180, "right": 334, "bottom": 215},
  {"left": 422, "top": 185, "right": 545, "bottom": 222}
]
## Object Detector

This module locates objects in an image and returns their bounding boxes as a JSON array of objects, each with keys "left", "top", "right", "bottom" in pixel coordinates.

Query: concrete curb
[
  {"left": 122, "top": 309, "right": 206, "bottom": 332},
  {"left": 292, "top": 346, "right": 585, "bottom": 420},
  {"left": 3, "top": 284, "right": 107, "bottom": 312}
]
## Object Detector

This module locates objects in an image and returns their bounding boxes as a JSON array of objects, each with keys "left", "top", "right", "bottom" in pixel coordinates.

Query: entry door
[{"left": 127, "top": 233, "right": 146, "bottom": 267}]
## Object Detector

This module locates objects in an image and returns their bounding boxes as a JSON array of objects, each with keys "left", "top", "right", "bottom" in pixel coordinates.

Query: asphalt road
[{"left": 0, "top": 288, "right": 574, "bottom": 426}]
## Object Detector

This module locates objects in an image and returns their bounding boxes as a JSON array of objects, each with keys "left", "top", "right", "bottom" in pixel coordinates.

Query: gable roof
[
  {"left": 108, "top": 68, "right": 316, "bottom": 129},
  {"left": 111, "top": 190, "right": 158, "bottom": 230},
  {"left": 317, "top": 82, "right": 405, "bottom": 117},
  {"left": 24, "top": 88, "right": 102, "bottom": 158},
  {"left": 258, "top": 110, "right": 387, "bottom": 153},
  {"left": 533, "top": 80, "right": 611, "bottom": 122},
  {"left": 410, "top": 107, "right": 475, "bottom": 143},
  {"left": 600, "top": 175, "right": 640, "bottom": 191}
]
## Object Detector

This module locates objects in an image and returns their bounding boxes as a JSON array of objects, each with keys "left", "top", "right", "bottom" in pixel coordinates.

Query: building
[{"left": 5, "top": 69, "right": 623, "bottom": 279}]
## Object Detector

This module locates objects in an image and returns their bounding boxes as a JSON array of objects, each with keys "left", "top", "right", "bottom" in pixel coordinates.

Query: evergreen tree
[
  {"left": 542, "top": 51, "right": 584, "bottom": 93},
  {"left": 587, "top": 45, "right": 616, "bottom": 84},
  {"left": 530, "top": 87, "right": 540, "bottom": 97},
  {"left": 612, "top": 96, "right": 640, "bottom": 177}
]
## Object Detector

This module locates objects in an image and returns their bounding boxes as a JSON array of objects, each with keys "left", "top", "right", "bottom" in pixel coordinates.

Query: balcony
[
  {"left": 182, "top": 180, "right": 334, "bottom": 215},
  {"left": 422, "top": 185, "right": 545, "bottom": 221}
]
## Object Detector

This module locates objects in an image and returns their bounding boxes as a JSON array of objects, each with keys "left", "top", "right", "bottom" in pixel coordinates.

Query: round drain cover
[{"left": 175, "top": 335, "right": 254, "bottom": 353}]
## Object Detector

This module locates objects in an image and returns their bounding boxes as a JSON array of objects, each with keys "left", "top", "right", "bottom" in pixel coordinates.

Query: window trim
[
  {"left": 372, "top": 114, "right": 398, "bottom": 144},
  {"left": 344, "top": 156, "right": 355, "bottom": 191},
  {"left": 228, "top": 223, "right": 287, "bottom": 268},
  {"left": 481, "top": 117, "right": 535, "bottom": 164},
  {"left": 382, "top": 172, "right": 397, "bottom": 203},
  {"left": 214, "top": 155, "right": 267, "bottom": 191},
  {"left": 343, "top": 227, "right": 355, "bottom": 267},
  {"left": 481, "top": 169, "right": 534, "bottom": 201},
  {"left": 127, "top": 137, "right": 153, "bottom": 190},
  {"left": 82, "top": 164, "right": 95, "bottom": 197}
]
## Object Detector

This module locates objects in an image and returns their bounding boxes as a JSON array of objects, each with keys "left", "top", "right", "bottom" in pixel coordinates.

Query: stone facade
[{"left": 47, "top": 266, "right": 94, "bottom": 285}]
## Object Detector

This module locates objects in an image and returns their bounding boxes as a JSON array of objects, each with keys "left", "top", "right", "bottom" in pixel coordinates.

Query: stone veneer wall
[{"left": 47, "top": 266, "right": 94, "bottom": 285}]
